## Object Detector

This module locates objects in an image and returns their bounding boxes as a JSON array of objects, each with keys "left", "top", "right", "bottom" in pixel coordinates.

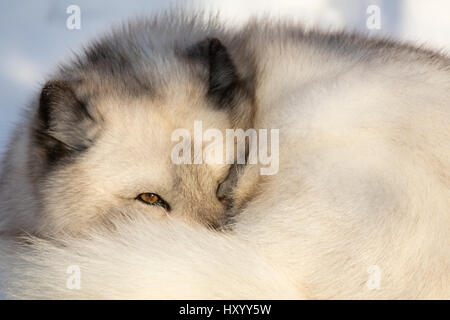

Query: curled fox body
[{"left": 0, "top": 12, "right": 449, "bottom": 299}]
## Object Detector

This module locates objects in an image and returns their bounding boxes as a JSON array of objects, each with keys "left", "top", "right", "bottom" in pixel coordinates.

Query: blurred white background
[{"left": 1, "top": 0, "right": 449, "bottom": 154}]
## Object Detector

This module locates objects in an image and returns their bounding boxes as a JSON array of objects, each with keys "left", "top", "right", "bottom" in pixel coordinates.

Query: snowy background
[{"left": 1, "top": 0, "right": 450, "bottom": 155}]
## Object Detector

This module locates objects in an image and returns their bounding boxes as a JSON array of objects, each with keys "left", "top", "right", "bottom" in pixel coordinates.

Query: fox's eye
[
  {"left": 139, "top": 193, "right": 159, "bottom": 204},
  {"left": 136, "top": 193, "right": 171, "bottom": 211}
]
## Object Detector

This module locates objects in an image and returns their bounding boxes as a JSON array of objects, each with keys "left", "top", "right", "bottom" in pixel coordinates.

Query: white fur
[{"left": 0, "top": 217, "right": 303, "bottom": 299}]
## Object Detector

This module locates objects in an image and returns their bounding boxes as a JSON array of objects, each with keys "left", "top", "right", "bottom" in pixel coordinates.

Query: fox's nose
[
  {"left": 216, "top": 182, "right": 233, "bottom": 209},
  {"left": 216, "top": 164, "right": 243, "bottom": 208},
  {"left": 217, "top": 194, "right": 231, "bottom": 208}
]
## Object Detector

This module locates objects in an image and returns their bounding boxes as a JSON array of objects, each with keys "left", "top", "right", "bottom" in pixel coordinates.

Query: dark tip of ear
[
  {"left": 187, "top": 37, "right": 243, "bottom": 108},
  {"left": 39, "top": 81, "right": 77, "bottom": 129},
  {"left": 34, "top": 80, "right": 95, "bottom": 166},
  {"left": 208, "top": 38, "right": 225, "bottom": 54},
  {"left": 206, "top": 38, "right": 240, "bottom": 106}
]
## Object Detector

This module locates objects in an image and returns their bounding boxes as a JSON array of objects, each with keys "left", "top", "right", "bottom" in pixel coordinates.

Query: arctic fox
[{"left": 0, "top": 12, "right": 449, "bottom": 299}]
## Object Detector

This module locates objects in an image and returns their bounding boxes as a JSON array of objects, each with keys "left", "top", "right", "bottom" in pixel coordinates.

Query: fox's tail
[{"left": 0, "top": 216, "right": 303, "bottom": 299}]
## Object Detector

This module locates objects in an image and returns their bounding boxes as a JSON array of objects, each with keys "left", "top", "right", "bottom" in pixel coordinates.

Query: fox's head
[{"left": 22, "top": 31, "right": 255, "bottom": 235}]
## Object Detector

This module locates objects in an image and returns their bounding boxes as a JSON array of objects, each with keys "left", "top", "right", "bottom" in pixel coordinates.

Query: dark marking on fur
[
  {"left": 187, "top": 38, "right": 245, "bottom": 108},
  {"left": 70, "top": 37, "right": 154, "bottom": 98},
  {"left": 34, "top": 81, "right": 96, "bottom": 166},
  {"left": 207, "top": 38, "right": 241, "bottom": 105}
]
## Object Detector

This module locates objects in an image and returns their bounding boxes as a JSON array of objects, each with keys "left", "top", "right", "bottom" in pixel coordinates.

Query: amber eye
[
  {"left": 136, "top": 193, "right": 171, "bottom": 211},
  {"left": 139, "top": 193, "right": 159, "bottom": 203}
]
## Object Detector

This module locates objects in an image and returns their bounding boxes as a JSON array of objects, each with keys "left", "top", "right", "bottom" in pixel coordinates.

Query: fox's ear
[
  {"left": 187, "top": 38, "right": 246, "bottom": 108},
  {"left": 205, "top": 38, "right": 241, "bottom": 106},
  {"left": 34, "top": 81, "right": 97, "bottom": 165}
]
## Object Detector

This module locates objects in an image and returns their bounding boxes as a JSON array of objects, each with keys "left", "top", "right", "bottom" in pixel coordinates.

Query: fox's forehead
[
  {"left": 85, "top": 92, "right": 230, "bottom": 167},
  {"left": 93, "top": 87, "right": 232, "bottom": 136}
]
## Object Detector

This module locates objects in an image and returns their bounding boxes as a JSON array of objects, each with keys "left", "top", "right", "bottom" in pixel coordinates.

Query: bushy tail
[{"left": 0, "top": 217, "right": 303, "bottom": 299}]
